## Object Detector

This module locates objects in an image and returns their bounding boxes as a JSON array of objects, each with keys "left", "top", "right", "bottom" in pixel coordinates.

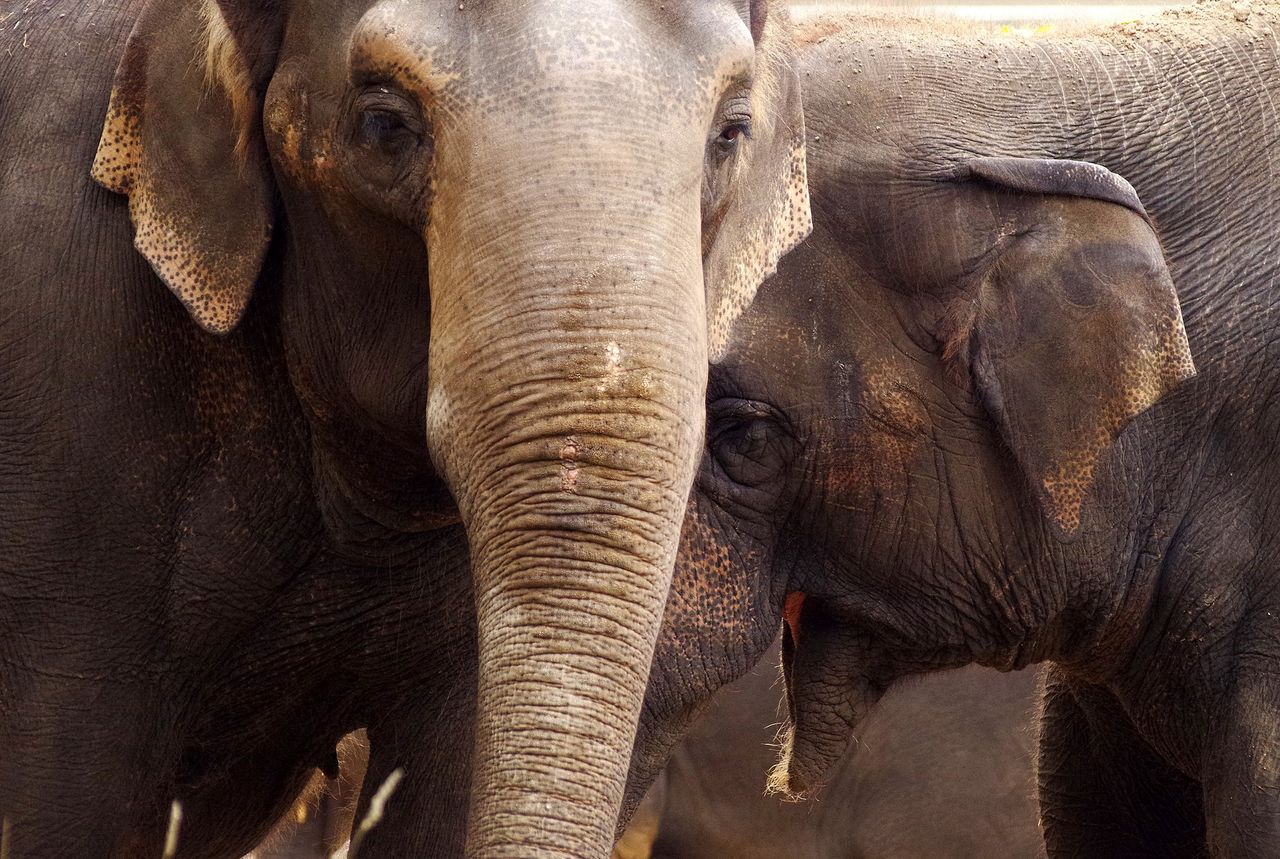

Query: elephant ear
[
  {"left": 943, "top": 158, "right": 1195, "bottom": 533},
  {"left": 703, "top": 6, "right": 812, "bottom": 362},
  {"left": 92, "top": 0, "right": 283, "bottom": 334}
]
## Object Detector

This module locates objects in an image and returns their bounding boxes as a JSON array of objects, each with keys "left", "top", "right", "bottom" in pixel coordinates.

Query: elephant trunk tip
[
  {"left": 767, "top": 721, "right": 840, "bottom": 801},
  {"left": 767, "top": 724, "right": 816, "bottom": 800}
]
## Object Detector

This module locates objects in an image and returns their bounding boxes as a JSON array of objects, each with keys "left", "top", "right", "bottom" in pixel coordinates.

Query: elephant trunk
[{"left": 426, "top": 120, "right": 707, "bottom": 858}]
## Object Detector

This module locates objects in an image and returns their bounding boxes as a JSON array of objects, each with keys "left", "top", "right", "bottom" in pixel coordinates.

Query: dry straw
[
  {"left": 348, "top": 768, "right": 404, "bottom": 859},
  {"left": 161, "top": 800, "right": 183, "bottom": 859}
]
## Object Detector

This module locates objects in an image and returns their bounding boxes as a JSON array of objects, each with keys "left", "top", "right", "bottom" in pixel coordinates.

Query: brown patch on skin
[
  {"left": 349, "top": 6, "right": 460, "bottom": 104},
  {"left": 792, "top": 17, "right": 845, "bottom": 47},
  {"left": 199, "top": 0, "right": 257, "bottom": 163},
  {"left": 825, "top": 361, "right": 929, "bottom": 501},
  {"left": 560, "top": 437, "right": 580, "bottom": 493},
  {"left": 263, "top": 71, "right": 335, "bottom": 189},
  {"left": 1042, "top": 314, "right": 1194, "bottom": 530},
  {"left": 264, "top": 90, "right": 306, "bottom": 180}
]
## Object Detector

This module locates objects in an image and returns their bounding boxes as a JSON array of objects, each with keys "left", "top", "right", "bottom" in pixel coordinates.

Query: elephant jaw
[{"left": 771, "top": 594, "right": 881, "bottom": 798}]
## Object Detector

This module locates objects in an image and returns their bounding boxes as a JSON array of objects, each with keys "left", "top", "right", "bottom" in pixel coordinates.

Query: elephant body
[
  {"left": 629, "top": 6, "right": 1280, "bottom": 857},
  {"left": 1, "top": 0, "right": 809, "bottom": 856},
  {"left": 1, "top": 6, "right": 456, "bottom": 856},
  {"left": 625, "top": 646, "right": 1042, "bottom": 859}
]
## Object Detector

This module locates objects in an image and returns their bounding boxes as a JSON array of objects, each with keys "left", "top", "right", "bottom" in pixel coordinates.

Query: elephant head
[
  {"left": 91, "top": 0, "right": 809, "bottom": 854},
  {"left": 626, "top": 145, "right": 1195, "bottom": 811}
]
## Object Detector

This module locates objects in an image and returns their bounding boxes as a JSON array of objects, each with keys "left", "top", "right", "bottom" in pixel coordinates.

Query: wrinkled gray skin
[
  {"left": 622, "top": 6, "right": 1280, "bottom": 858},
  {"left": 625, "top": 642, "right": 1042, "bottom": 859},
  {"left": 0, "top": 0, "right": 808, "bottom": 856}
]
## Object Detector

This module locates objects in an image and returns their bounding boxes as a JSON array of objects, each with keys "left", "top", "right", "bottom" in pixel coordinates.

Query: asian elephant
[
  {"left": 623, "top": 5, "right": 1280, "bottom": 857},
  {"left": 623, "top": 643, "right": 1042, "bottom": 859},
  {"left": 0, "top": 0, "right": 809, "bottom": 856}
]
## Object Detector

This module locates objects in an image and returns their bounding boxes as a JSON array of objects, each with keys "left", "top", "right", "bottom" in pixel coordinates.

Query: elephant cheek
[{"left": 823, "top": 360, "right": 929, "bottom": 505}]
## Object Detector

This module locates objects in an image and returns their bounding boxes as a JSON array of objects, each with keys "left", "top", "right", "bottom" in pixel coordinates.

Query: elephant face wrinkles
[
  {"left": 663, "top": 179, "right": 1195, "bottom": 798},
  {"left": 233, "top": 0, "right": 812, "bottom": 552}
]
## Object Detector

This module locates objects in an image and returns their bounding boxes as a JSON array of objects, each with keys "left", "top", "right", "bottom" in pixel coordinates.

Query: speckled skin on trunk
[
  {"left": 622, "top": 5, "right": 1280, "bottom": 857},
  {"left": 0, "top": 0, "right": 809, "bottom": 857}
]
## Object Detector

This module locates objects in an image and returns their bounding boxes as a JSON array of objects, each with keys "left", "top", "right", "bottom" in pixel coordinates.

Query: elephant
[
  {"left": 621, "top": 642, "right": 1043, "bottom": 859},
  {"left": 0, "top": 0, "right": 809, "bottom": 856},
  {"left": 619, "top": 5, "right": 1280, "bottom": 857}
]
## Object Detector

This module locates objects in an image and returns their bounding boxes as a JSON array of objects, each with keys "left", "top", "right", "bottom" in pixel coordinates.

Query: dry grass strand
[
  {"left": 347, "top": 768, "right": 403, "bottom": 859},
  {"left": 162, "top": 800, "right": 183, "bottom": 859}
]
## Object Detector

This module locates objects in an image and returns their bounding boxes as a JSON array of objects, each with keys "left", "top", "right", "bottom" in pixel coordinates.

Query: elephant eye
[
  {"left": 715, "top": 120, "right": 751, "bottom": 153},
  {"left": 708, "top": 397, "right": 793, "bottom": 488},
  {"left": 350, "top": 88, "right": 425, "bottom": 155},
  {"left": 356, "top": 108, "right": 418, "bottom": 152},
  {"left": 339, "top": 86, "right": 433, "bottom": 225},
  {"left": 712, "top": 91, "right": 753, "bottom": 158},
  {"left": 361, "top": 109, "right": 408, "bottom": 141}
]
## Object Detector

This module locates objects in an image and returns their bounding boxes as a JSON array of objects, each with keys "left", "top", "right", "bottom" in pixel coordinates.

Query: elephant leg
[
  {"left": 350, "top": 682, "right": 477, "bottom": 858},
  {"left": 0, "top": 670, "right": 160, "bottom": 858},
  {"left": 1038, "top": 667, "right": 1204, "bottom": 858},
  {"left": 1202, "top": 666, "right": 1280, "bottom": 857}
]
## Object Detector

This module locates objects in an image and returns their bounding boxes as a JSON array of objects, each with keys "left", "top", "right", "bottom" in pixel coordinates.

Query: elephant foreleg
[
  {"left": 349, "top": 681, "right": 477, "bottom": 858},
  {"left": 1037, "top": 667, "right": 1204, "bottom": 858},
  {"left": 1202, "top": 666, "right": 1280, "bottom": 858}
]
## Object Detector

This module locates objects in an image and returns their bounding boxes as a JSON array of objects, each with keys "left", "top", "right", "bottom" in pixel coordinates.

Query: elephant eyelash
[{"left": 717, "top": 90, "right": 753, "bottom": 127}]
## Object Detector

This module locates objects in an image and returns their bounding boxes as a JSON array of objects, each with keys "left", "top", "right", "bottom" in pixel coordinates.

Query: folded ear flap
[
  {"left": 944, "top": 158, "right": 1195, "bottom": 533},
  {"left": 703, "top": 6, "right": 812, "bottom": 361},
  {"left": 92, "top": 0, "right": 283, "bottom": 334}
]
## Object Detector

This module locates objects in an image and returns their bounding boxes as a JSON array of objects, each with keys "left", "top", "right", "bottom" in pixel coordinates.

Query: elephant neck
[{"left": 1043, "top": 397, "right": 1275, "bottom": 778}]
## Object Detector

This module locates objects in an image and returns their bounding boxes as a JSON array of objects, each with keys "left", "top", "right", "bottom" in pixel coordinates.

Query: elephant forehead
[
  {"left": 351, "top": 0, "right": 752, "bottom": 115},
  {"left": 822, "top": 360, "right": 931, "bottom": 501}
]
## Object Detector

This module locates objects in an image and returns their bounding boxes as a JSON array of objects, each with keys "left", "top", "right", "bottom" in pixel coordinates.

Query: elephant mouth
[
  {"left": 774, "top": 593, "right": 881, "bottom": 798},
  {"left": 780, "top": 590, "right": 806, "bottom": 723}
]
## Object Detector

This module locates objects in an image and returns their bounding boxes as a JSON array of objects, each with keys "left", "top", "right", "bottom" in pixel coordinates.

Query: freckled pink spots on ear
[{"left": 91, "top": 0, "right": 280, "bottom": 334}]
